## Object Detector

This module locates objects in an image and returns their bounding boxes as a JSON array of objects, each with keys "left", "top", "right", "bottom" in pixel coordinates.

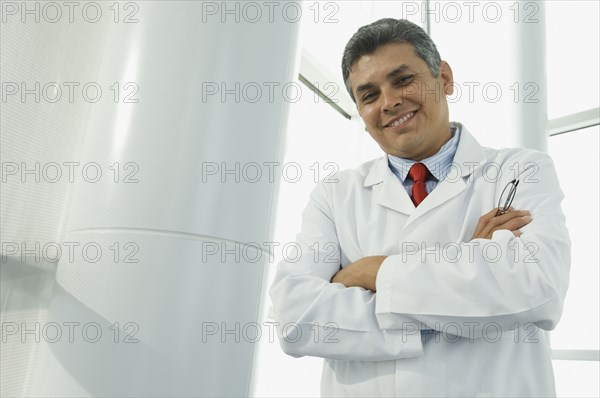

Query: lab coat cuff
[
  {"left": 491, "top": 228, "right": 514, "bottom": 242},
  {"left": 375, "top": 255, "right": 431, "bottom": 331},
  {"left": 375, "top": 255, "right": 406, "bottom": 330},
  {"left": 382, "top": 328, "right": 424, "bottom": 358},
  {"left": 375, "top": 255, "right": 395, "bottom": 319}
]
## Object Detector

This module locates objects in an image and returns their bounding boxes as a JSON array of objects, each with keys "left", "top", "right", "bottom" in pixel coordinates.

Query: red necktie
[{"left": 408, "top": 163, "right": 429, "bottom": 206}]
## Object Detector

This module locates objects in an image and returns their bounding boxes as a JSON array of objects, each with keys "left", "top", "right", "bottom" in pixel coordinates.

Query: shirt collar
[{"left": 387, "top": 122, "right": 461, "bottom": 183}]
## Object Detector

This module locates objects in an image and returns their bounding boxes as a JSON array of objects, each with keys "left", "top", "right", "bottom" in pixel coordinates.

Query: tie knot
[{"left": 408, "top": 163, "right": 429, "bottom": 183}]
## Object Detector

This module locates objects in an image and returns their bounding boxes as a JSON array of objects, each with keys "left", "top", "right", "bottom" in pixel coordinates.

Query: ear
[{"left": 439, "top": 61, "right": 454, "bottom": 96}]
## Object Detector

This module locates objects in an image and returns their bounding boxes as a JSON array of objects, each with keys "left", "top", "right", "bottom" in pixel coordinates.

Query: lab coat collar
[{"left": 363, "top": 124, "right": 487, "bottom": 219}]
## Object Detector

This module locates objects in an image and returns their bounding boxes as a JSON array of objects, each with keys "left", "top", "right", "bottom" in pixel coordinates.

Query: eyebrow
[{"left": 354, "top": 64, "right": 413, "bottom": 98}]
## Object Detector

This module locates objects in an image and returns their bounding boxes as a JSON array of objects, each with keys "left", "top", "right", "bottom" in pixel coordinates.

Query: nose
[{"left": 380, "top": 87, "right": 403, "bottom": 113}]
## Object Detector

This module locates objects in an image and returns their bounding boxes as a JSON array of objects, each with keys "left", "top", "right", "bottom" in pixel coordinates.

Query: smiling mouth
[{"left": 385, "top": 110, "right": 418, "bottom": 128}]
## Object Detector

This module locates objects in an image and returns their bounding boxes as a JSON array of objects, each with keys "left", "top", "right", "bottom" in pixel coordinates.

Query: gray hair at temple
[{"left": 341, "top": 18, "right": 442, "bottom": 103}]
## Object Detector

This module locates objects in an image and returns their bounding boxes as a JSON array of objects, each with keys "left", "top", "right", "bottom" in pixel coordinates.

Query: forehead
[{"left": 348, "top": 42, "right": 425, "bottom": 90}]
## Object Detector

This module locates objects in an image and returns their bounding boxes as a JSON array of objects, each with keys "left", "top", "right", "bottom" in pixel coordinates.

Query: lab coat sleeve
[
  {"left": 375, "top": 151, "right": 571, "bottom": 338},
  {"left": 269, "top": 181, "right": 423, "bottom": 361}
]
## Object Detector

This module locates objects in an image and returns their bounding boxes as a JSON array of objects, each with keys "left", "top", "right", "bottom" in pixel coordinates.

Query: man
[{"left": 269, "top": 18, "right": 570, "bottom": 397}]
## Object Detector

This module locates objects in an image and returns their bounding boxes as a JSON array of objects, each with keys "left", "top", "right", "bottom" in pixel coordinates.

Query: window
[
  {"left": 547, "top": 126, "right": 599, "bottom": 353},
  {"left": 546, "top": 1, "right": 600, "bottom": 119},
  {"left": 545, "top": 2, "right": 600, "bottom": 396}
]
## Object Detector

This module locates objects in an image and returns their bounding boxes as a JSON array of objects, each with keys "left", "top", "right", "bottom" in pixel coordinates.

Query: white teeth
[{"left": 389, "top": 112, "right": 414, "bottom": 127}]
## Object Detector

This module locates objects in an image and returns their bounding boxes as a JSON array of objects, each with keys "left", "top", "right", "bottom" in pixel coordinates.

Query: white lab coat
[{"left": 269, "top": 124, "right": 571, "bottom": 397}]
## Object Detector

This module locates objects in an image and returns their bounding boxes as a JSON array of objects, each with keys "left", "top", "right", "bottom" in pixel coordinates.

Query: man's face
[{"left": 347, "top": 42, "right": 454, "bottom": 161}]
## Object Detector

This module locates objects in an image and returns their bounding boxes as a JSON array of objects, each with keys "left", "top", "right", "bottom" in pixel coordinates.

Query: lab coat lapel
[
  {"left": 364, "top": 125, "right": 488, "bottom": 225},
  {"left": 376, "top": 170, "right": 416, "bottom": 216},
  {"left": 365, "top": 157, "right": 415, "bottom": 216},
  {"left": 404, "top": 126, "right": 487, "bottom": 227}
]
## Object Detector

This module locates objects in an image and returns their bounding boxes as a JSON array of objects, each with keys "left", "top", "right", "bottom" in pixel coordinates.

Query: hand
[
  {"left": 330, "top": 255, "right": 387, "bottom": 292},
  {"left": 471, "top": 207, "right": 532, "bottom": 240}
]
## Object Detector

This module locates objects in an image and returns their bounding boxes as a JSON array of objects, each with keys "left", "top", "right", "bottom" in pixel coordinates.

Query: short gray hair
[{"left": 341, "top": 18, "right": 442, "bottom": 102}]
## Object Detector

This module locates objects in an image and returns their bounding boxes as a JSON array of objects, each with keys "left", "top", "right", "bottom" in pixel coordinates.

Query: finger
[
  {"left": 503, "top": 215, "right": 533, "bottom": 230},
  {"left": 480, "top": 211, "right": 530, "bottom": 239},
  {"left": 484, "top": 207, "right": 503, "bottom": 221},
  {"left": 491, "top": 215, "right": 532, "bottom": 236},
  {"left": 478, "top": 209, "right": 516, "bottom": 238},
  {"left": 471, "top": 214, "right": 493, "bottom": 239},
  {"left": 473, "top": 208, "right": 530, "bottom": 240},
  {"left": 474, "top": 208, "right": 510, "bottom": 239},
  {"left": 494, "top": 210, "right": 530, "bottom": 224},
  {"left": 490, "top": 210, "right": 532, "bottom": 226}
]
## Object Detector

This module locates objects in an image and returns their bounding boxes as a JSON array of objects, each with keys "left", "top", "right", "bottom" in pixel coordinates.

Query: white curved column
[{"left": 31, "top": 2, "right": 300, "bottom": 396}]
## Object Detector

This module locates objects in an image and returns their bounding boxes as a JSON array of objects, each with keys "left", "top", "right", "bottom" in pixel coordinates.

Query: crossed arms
[
  {"left": 269, "top": 152, "right": 570, "bottom": 361},
  {"left": 331, "top": 207, "right": 532, "bottom": 292}
]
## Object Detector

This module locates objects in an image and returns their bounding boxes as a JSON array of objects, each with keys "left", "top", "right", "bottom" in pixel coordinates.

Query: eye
[
  {"left": 361, "top": 92, "right": 378, "bottom": 103},
  {"left": 394, "top": 75, "right": 414, "bottom": 86}
]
